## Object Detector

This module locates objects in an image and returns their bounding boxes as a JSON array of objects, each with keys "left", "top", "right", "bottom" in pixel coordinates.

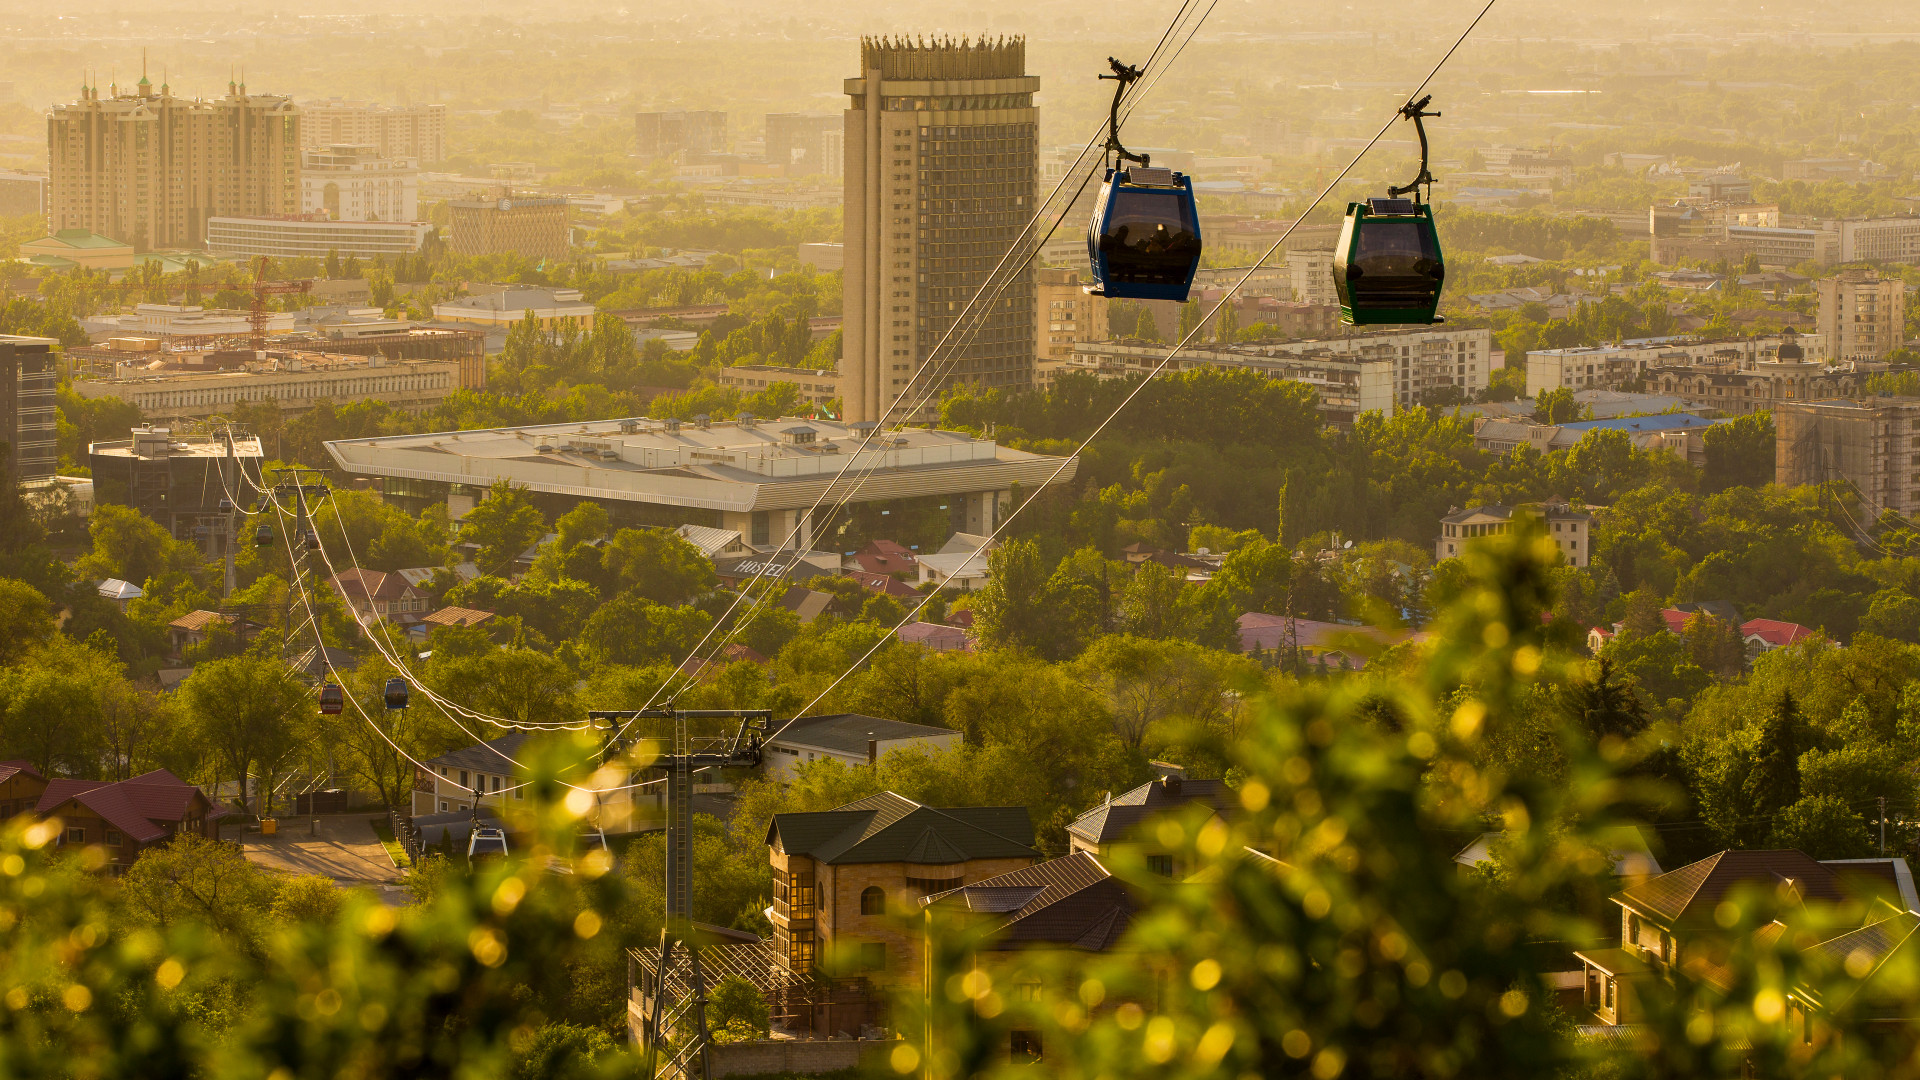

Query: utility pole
[{"left": 588, "top": 708, "right": 770, "bottom": 1080}]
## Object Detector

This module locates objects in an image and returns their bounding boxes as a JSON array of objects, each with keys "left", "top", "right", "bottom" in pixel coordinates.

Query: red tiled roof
[
  {"left": 1742, "top": 618, "right": 1816, "bottom": 648},
  {"left": 0, "top": 761, "right": 44, "bottom": 784},
  {"left": 1659, "top": 609, "right": 1692, "bottom": 635},
  {"left": 853, "top": 540, "right": 918, "bottom": 576},
  {"left": 847, "top": 569, "right": 918, "bottom": 600},
  {"left": 36, "top": 769, "right": 214, "bottom": 843}
]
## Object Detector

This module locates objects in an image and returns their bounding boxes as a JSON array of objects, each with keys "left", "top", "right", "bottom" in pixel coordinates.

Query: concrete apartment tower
[
  {"left": 47, "top": 68, "right": 299, "bottom": 252},
  {"left": 1817, "top": 268, "right": 1906, "bottom": 361},
  {"left": 841, "top": 36, "right": 1040, "bottom": 424}
]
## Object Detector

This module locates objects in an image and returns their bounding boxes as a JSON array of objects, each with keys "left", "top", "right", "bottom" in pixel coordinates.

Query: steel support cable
[
  {"left": 278, "top": 486, "right": 666, "bottom": 794},
  {"left": 618, "top": 0, "right": 1214, "bottom": 730},
  {"left": 649, "top": 2, "right": 1213, "bottom": 704},
  {"left": 776, "top": 0, "right": 1506, "bottom": 729},
  {"left": 309, "top": 490, "right": 598, "bottom": 732}
]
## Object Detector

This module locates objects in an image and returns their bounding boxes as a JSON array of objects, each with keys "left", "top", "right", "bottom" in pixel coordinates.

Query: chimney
[{"left": 867, "top": 736, "right": 877, "bottom": 765}]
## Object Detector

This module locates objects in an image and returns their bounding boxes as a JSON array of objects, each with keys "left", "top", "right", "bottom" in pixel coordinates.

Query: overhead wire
[
  {"left": 774, "top": 0, "right": 1506, "bottom": 727},
  {"left": 273, "top": 484, "right": 667, "bottom": 796},
  {"left": 642, "top": 2, "right": 1211, "bottom": 710}
]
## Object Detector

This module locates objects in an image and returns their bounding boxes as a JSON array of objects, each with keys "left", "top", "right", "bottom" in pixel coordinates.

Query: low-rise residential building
[
  {"left": 916, "top": 532, "right": 996, "bottom": 591},
  {"left": 766, "top": 791, "right": 1039, "bottom": 984},
  {"left": 37, "top": 768, "right": 227, "bottom": 869},
  {"left": 1574, "top": 849, "right": 1917, "bottom": 1030},
  {"left": 761, "top": 714, "right": 961, "bottom": 781},
  {"left": 1437, "top": 501, "right": 1592, "bottom": 566},
  {"left": 1644, "top": 340, "right": 1877, "bottom": 416},
  {"left": 167, "top": 609, "right": 242, "bottom": 655},
  {"left": 413, "top": 732, "right": 529, "bottom": 817},
  {"left": 1237, "top": 614, "right": 1423, "bottom": 669},
  {"left": 1776, "top": 397, "right": 1920, "bottom": 516},
  {"left": 1742, "top": 618, "right": 1818, "bottom": 655},
  {"left": 329, "top": 569, "right": 431, "bottom": 625},
  {"left": 848, "top": 539, "right": 917, "bottom": 577},
  {"left": 896, "top": 621, "right": 971, "bottom": 652},
  {"left": 1066, "top": 776, "right": 1233, "bottom": 877}
]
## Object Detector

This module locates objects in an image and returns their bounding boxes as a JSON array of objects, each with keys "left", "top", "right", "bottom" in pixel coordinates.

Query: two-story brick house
[{"left": 766, "top": 791, "right": 1039, "bottom": 985}]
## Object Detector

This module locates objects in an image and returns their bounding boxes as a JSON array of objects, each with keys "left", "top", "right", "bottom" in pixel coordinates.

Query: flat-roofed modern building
[
  {"left": 69, "top": 351, "right": 460, "bottom": 423},
  {"left": 206, "top": 216, "right": 430, "bottom": 259},
  {"left": 325, "top": 415, "right": 1075, "bottom": 543},
  {"left": 88, "top": 425, "right": 265, "bottom": 544}
]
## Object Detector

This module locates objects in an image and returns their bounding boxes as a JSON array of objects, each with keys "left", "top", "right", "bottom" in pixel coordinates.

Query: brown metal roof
[{"left": 1613, "top": 850, "right": 1850, "bottom": 926}]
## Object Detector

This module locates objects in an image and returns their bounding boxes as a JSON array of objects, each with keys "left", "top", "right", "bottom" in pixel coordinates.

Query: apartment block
[
  {"left": 299, "top": 100, "right": 447, "bottom": 165},
  {"left": 765, "top": 113, "right": 840, "bottom": 177},
  {"left": 206, "top": 216, "right": 429, "bottom": 260},
  {"left": 841, "top": 36, "right": 1040, "bottom": 423},
  {"left": 1525, "top": 334, "right": 1823, "bottom": 397},
  {"left": 1036, "top": 267, "right": 1107, "bottom": 382},
  {"left": 48, "top": 76, "right": 300, "bottom": 252},
  {"left": 1070, "top": 325, "right": 1492, "bottom": 423},
  {"left": 1838, "top": 216, "right": 1920, "bottom": 264},
  {"left": 0, "top": 336, "right": 59, "bottom": 487},
  {"left": 1287, "top": 249, "right": 1338, "bottom": 305},
  {"left": 633, "top": 110, "right": 727, "bottom": 159},
  {"left": 447, "top": 194, "right": 568, "bottom": 260},
  {"left": 1776, "top": 397, "right": 1920, "bottom": 515},
  {"left": 301, "top": 144, "right": 418, "bottom": 222},
  {"left": 1817, "top": 269, "right": 1905, "bottom": 361}
]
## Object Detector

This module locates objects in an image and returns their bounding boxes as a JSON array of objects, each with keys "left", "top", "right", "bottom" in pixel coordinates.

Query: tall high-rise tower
[
  {"left": 48, "top": 70, "right": 299, "bottom": 252},
  {"left": 842, "top": 36, "right": 1039, "bottom": 424}
]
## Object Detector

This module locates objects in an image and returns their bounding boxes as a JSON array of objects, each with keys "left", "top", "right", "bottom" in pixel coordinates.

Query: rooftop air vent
[
  {"left": 664, "top": 417, "right": 682, "bottom": 434},
  {"left": 693, "top": 414, "right": 710, "bottom": 430}
]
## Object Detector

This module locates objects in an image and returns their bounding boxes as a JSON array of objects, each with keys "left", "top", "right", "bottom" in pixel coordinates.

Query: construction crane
[{"left": 248, "top": 255, "right": 312, "bottom": 354}]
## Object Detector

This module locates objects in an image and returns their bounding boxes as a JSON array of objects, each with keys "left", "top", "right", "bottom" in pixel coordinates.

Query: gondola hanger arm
[
  {"left": 1388, "top": 94, "right": 1441, "bottom": 202},
  {"left": 1100, "top": 57, "right": 1150, "bottom": 168}
]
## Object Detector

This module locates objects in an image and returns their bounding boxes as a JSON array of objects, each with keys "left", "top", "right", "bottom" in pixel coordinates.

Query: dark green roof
[{"left": 767, "top": 791, "right": 1036, "bottom": 865}]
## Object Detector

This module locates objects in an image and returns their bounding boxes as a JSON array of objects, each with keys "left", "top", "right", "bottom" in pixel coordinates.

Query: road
[{"left": 241, "top": 814, "right": 406, "bottom": 900}]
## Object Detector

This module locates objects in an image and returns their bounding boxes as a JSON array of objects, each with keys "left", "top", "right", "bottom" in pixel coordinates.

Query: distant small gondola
[
  {"left": 318, "top": 684, "right": 344, "bottom": 716},
  {"left": 384, "top": 677, "right": 410, "bottom": 711},
  {"left": 1083, "top": 57, "right": 1203, "bottom": 303},
  {"left": 1335, "top": 95, "right": 1448, "bottom": 327},
  {"left": 303, "top": 529, "right": 320, "bottom": 551},
  {"left": 254, "top": 524, "right": 273, "bottom": 547}
]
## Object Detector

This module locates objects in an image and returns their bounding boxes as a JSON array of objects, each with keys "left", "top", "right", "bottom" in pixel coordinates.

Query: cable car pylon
[{"left": 587, "top": 708, "right": 770, "bottom": 1080}]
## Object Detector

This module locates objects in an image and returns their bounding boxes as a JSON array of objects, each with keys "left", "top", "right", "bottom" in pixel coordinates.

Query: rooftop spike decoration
[{"left": 859, "top": 34, "right": 1026, "bottom": 80}]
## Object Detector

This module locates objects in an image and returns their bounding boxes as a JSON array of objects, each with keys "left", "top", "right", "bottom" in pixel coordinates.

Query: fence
[{"left": 389, "top": 807, "right": 424, "bottom": 865}]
